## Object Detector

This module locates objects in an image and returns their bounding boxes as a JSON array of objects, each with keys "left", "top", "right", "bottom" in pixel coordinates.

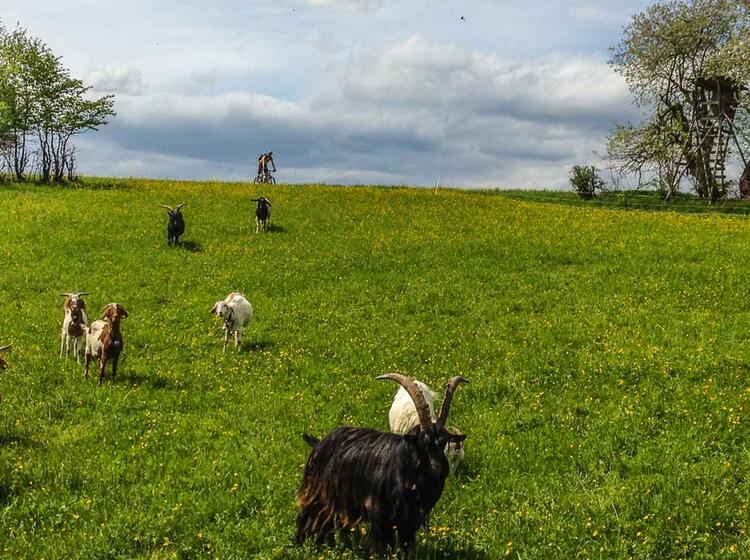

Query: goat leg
[
  {"left": 97, "top": 358, "right": 106, "bottom": 387},
  {"left": 235, "top": 330, "right": 242, "bottom": 352},
  {"left": 59, "top": 333, "right": 66, "bottom": 359},
  {"left": 74, "top": 338, "right": 81, "bottom": 364},
  {"left": 111, "top": 355, "right": 119, "bottom": 385},
  {"left": 84, "top": 352, "right": 91, "bottom": 378}
]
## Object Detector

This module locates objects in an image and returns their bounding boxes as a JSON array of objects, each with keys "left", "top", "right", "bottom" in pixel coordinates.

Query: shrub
[{"left": 570, "top": 165, "right": 604, "bottom": 198}]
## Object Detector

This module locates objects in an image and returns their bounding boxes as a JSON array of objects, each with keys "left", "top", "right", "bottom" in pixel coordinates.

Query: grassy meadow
[{"left": 2, "top": 178, "right": 750, "bottom": 559}]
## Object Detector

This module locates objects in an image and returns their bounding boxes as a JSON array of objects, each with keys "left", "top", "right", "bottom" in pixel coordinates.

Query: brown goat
[{"left": 84, "top": 303, "right": 128, "bottom": 386}]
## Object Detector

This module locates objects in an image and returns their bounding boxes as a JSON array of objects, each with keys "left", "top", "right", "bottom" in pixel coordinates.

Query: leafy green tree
[
  {"left": 0, "top": 24, "right": 114, "bottom": 182},
  {"left": 609, "top": 0, "right": 750, "bottom": 200}
]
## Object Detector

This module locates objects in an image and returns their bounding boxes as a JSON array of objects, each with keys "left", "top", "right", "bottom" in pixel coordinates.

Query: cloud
[
  {"left": 85, "top": 65, "right": 145, "bottom": 95},
  {"left": 78, "top": 36, "right": 636, "bottom": 188}
]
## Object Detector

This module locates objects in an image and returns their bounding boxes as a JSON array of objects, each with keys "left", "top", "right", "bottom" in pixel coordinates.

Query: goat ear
[
  {"left": 302, "top": 433, "right": 319, "bottom": 448},
  {"left": 210, "top": 303, "right": 218, "bottom": 314}
]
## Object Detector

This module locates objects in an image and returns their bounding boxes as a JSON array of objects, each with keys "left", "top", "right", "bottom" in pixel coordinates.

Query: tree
[
  {"left": 608, "top": 0, "right": 750, "bottom": 200},
  {"left": 0, "top": 24, "right": 114, "bottom": 182}
]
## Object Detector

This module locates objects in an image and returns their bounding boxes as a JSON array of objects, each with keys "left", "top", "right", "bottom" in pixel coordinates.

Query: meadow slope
[{"left": 2, "top": 179, "right": 750, "bottom": 559}]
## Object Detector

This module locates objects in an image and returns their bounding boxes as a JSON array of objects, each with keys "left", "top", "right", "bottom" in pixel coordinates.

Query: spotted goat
[
  {"left": 59, "top": 291, "right": 89, "bottom": 362},
  {"left": 84, "top": 303, "right": 128, "bottom": 386}
]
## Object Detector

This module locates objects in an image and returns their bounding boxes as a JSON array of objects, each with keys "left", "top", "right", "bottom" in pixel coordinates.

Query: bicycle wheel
[
  {"left": 253, "top": 175, "right": 262, "bottom": 183},
  {"left": 267, "top": 175, "right": 276, "bottom": 184}
]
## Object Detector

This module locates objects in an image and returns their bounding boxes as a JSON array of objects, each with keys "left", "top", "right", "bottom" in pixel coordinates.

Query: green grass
[
  {"left": 2, "top": 178, "right": 750, "bottom": 559},
  {"left": 499, "top": 188, "right": 750, "bottom": 215}
]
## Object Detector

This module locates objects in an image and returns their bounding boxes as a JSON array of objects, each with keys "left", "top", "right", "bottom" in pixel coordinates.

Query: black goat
[
  {"left": 159, "top": 204, "right": 186, "bottom": 245},
  {"left": 296, "top": 374, "right": 468, "bottom": 556},
  {"left": 251, "top": 197, "right": 272, "bottom": 233}
]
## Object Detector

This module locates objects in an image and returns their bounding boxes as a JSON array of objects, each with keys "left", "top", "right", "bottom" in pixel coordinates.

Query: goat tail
[{"left": 302, "top": 433, "right": 320, "bottom": 449}]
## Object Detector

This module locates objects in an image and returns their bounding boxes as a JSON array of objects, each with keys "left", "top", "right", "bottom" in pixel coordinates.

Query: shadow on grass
[
  {"left": 123, "top": 373, "right": 174, "bottom": 390},
  {"left": 178, "top": 240, "right": 202, "bottom": 252},
  {"left": 453, "top": 460, "right": 480, "bottom": 482},
  {"left": 411, "top": 543, "right": 491, "bottom": 559},
  {"left": 296, "top": 537, "right": 490, "bottom": 560},
  {"left": 243, "top": 339, "right": 275, "bottom": 352},
  {"left": 266, "top": 223, "right": 286, "bottom": 234},
  {"left": 0, "top": 432, "right": 37, "bottom": 448}
]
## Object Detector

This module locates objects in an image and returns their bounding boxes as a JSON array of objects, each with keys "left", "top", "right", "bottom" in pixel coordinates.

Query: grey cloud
[{"left": 85, "top": 66, "right": 145, "bottom": 95}]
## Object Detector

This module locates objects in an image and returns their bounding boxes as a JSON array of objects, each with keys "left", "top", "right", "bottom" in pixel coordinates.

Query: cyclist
[{"left": 257, "top": 151, "right": 276, "bottom": 178}]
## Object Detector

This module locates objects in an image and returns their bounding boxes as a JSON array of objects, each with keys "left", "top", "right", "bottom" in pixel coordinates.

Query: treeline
[{"left": 0, "top": 25, "right": 115, "bottom": 183}]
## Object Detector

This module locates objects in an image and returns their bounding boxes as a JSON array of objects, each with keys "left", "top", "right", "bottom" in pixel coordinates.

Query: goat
[
  {"left": 84, "top": 303, "right": 128, "bottom": 386},
  {"left": 159, "top": 203, "right": 186, "bottom": 245},
  {"left": 296, "top": 374, "right": 468, "bottom": 556},
  {"left": 59, "top": 291, "right": 89, "bottom": 362},
  {"left": 251, "top": 197, "right": 271, "bottom": 233},
  {"left": 210, "top": 292, "right": 254, "bottom": 351},
  {"left": 0, "top": 344, "right": 10, "bottom": 370},
  {"left": 0, "top": 344, "right": 10, "bottom": 401},
  {"left": 388, "top": 380, "right": 467, "bottom": 474}
]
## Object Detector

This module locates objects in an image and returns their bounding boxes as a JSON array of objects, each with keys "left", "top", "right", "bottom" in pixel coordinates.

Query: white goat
[
  {"left": 388, "top": 378, "right": 468, "bottom": 474},
  {"left": 210, "top": 292, "right": 254, "bottom": 351},
  {"left": 59, "top": 292, "right": 89, "bottom": 363}
]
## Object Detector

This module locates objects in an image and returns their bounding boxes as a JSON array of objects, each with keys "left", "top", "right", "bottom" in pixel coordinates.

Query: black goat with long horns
[
  {"left": 296, "top": 374, "right": 468, "bottom": 556},
  {"left": 159, "top": 204, "right": 186, "bottom": 245}
]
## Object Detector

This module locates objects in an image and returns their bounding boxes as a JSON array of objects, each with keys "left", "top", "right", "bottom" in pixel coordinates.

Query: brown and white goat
[
  {"left": 0, "top": 344, "right": 10, "bottom": 371},
  {"left": 84, "top": 303, "right": 128, "bottom": 386},
  {"left": 60, "top": 292, "right": 89, "bottom": 362},
  {"left": 0, "top": 344, "right": 10, "bottom": 401}
]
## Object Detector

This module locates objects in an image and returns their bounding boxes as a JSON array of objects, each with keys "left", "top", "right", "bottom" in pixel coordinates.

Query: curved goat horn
[
  {"left": 76, "top": 292, "right": 89, "bottom": 296},
  {"left": 436, "top": 376, "right": 469, "bottom": 428},
  {"left": 0, "top": 344, "right": 12, "bottom": 352},
  {"left": 158, "top": 204, "right": 174, "bottom": 213},
  {"left": 376, "top": 373, "right": 432, "bottom": 431},
  {"left": 60, "top": 292, "right": 72, "bottom": 297},
  {"left": 175, "top": 203, "right": 186, "bottom": 212}
]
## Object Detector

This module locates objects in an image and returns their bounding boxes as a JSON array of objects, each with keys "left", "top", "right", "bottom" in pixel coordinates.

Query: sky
[{"left": 3, "top": 0, "right": 653, "bottom": 188}]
